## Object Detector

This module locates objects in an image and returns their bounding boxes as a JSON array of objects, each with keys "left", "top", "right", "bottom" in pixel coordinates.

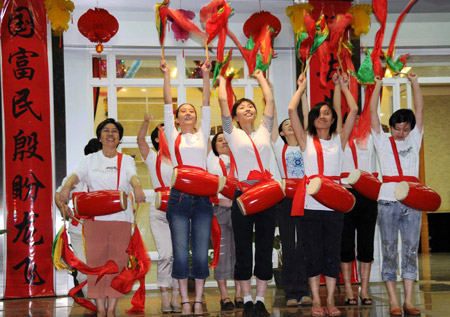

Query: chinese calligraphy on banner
[{"left": 1, "top": 0, "right": 55, "bottom": 297}]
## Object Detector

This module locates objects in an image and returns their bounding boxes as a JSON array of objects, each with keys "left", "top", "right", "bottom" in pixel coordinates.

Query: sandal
[
  {"left": 181, "top": 302, "right": 192, "bottom": 317},
  {"left": 220, "top": 297, "right": 235, "bottom": 311},
  {"left": 345, "top": 298, "right": 357, "bottom": 306},
  {"left": 311, "top": 307, "right": 326, "bottom": 317},
  {"left": 324, "top": 307, "right": 341, "bottom": 316},
  {"left": 359, "top": 295, "right": 373, "bottom": 305},
  {"left": 193, "top": 301, "right": 204, "bottom": 316},
  {"left": 234, "top": 297, "right": 244, "bottom": 309}
]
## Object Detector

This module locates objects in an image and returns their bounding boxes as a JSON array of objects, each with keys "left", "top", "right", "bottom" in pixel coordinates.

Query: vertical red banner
[
  {"left": 1, "top": 0, "right": 55, "bottom": 297},
  {"left": 308, "top": 1, "right": 352, "bottom": 108}
]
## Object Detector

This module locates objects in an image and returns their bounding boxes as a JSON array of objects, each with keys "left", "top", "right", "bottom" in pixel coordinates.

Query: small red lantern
[{"left": 78, "top": 8, "right": 119, "bottom": 53}]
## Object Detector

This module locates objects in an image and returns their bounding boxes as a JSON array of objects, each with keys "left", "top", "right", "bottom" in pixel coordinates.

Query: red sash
[
  {"left": 292, "top": 136, "right": 340, "bottom": 216},
  {"left": 238, "top": 134, "right": 272, "bottom": 192},
  {"left": 154, "top": 151, "right": 171, "bottom": 192},
  {"left": 382, "top": 137, "right": 419, "bottom": 183}
]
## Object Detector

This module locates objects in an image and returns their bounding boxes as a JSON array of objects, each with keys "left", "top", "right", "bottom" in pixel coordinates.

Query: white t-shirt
[
  {"left": 73, "top": 151, "right": 137, "bottom": 223},
  {"left": 271, "top": 136, "right": 305, "bottom": 179},
  {"left": 223, "top": 121, "right": 271, "bottom": 182},
  {"left": 164, "top": 104, "right": 211, "bottom": 169},
  {"left": 302, "top": 134, "right": 343, "bottom": 210},
  {"left": 341, "top": 135, "right": 378, "bottom": 185},
  {"left": 144, "top": 149, "right": 172, "bottom": 189},
  {"left": 371, "top": 126, "right": 423, "bottom": 201},
  {"left": 207, "top": 151, "right": 231, "bottom": 201}
]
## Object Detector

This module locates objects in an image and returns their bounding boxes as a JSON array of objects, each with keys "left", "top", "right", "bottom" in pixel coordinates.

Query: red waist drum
[
  {"left": 154, "top": 188, "right": 171, "bottom": 212},
  {"left": 307, "top": 177, "right": 355, "bottom": 213},
  {"left": 73, "top": 190, "right": 127, "bottom": 218},
  {"left": 395, "top": 181, "right": 441, "bottom": 212},
  {"left": 171, "top": 166, "right": 226, "bottom": 197},
  {"left": 282, "top": 178, "right": 302, "bottom": 199},
  {"left": 237, "top": 180, "right": 285, "bottom": 216},
  {"left": 220, "top": 177, "right": 239, "bottom": 200},
  {"left": 348, "top": 169, "right": 382, "bottom": 201}
]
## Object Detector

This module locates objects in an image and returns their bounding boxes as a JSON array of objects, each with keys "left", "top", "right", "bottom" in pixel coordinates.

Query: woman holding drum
[
  {"left": 288, "top": 72, "right": 358, "bottom": 317},
  {"left": 369, "top": 73, "right": 424, "bottom": 317},
  {"left": 217, "top": 69, "right": 280, "bottom": 317},
  {"left": 161, "top": 58, "right": 213, "bottom": 316},
  {"left": 58, "top": 118, "right": 146, "bottom": 317},
  {"left": 137, "top": 119, "right": 181, "bottom": 313},
  {"left": 207, "top": 132, "right": 243, "bottom": 310},
  {"left": 334, "top": 72, "right": 379, "bottom": 307},
  {"left": 271, "top": 106, "right": 311, "bottom": 307}
]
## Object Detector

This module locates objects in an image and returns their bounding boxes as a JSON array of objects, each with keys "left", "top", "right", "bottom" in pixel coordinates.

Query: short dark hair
[
  {"left": 278, "top": 119, "right": 289, "bottom": 144},
  {"left": 307, "top": 102, "right": 338, "bottom": 136},
  {"left": 96, "top": 118, "right": 124, "bottom": 140},
  {"left": 175, "top": 103, "right": 197, "bottom": 118},
  {"left": 150, "top": 123, "right": 164, "bottom": 151},
  {"left": 211, "top": 132, "right": 223, "bottom": 157},
  {"left": 389, "top": 109, "right": 416, "bottom": 130},
  {"left": 231, "top": 98, "right": 257, "bottom": 118},
  {"left": 84, "top": 138, "right": 102, "bottom": 155}
]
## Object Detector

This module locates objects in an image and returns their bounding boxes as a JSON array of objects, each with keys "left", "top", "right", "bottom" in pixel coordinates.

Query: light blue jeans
[
  {"left": 166, "top": 188, "right": 213, "bottom": 280},
  {"left": 377, "top": 200, "right": 422, "bottom": 281}
]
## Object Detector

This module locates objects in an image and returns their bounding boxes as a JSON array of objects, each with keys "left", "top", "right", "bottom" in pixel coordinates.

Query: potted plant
[{"left": 273, "top": 234, "right": 283, "bottom": 289}]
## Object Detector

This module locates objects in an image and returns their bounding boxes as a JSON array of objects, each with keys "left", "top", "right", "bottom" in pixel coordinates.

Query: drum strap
[
  {"left": 174, "top": 133, "right": 184, "bottom": 166},
  {"left": 383, "top": 137, "right": 419, "bottom": 183},
  {"left": 156, "top": 151, "right": 170, "bottom": 190},
  {"left": 117, "top": 153, "right": 123, "bottom": 190},
  {"left": 219, "top": 158, "right": 227, "bottom": 176},
  {"left": 349, "top": 140, "right": 358, "bottom": 169},
  {"left": 339, "top": 140, "right": 358, "bottom": 179},
  {"left": 281, "top": 144, "right": 288, "bottom": 178},
  {"left": 239, "top": 134, "right": 272, "bottom": 192},
  {"left": 291, "top": 136, "right": 340, "bottom": 216}
]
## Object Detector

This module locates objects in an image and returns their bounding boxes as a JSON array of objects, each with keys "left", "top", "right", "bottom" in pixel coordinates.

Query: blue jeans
[
  {"left": 378, "top": 200, "right": 422, "bottom": 281},
  {"left": 166, "top": 188, "right": 213, "bottom": 279}
]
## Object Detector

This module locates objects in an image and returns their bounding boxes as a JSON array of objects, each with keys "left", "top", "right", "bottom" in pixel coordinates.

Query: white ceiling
[{"left": 75, "top": 0, "right": 450, "bottom": 14}]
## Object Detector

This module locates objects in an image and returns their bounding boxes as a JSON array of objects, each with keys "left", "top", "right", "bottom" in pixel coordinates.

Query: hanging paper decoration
[
  {"left": 285, "top": 3, "right": 314, "bottom": 34},
  {"left": 77, "top": 7, "right": 119, "bottom": 53},
  {"left": 45, "top": 0, "right": 75, "bottom": 36},
  {"left": 169, "top": 9, "right": 196, "bottom": 42},
  {"left": 385, "top": 0, "right": 417, "bottom": 75},
  {"left": 348, "top": 4, "right": 373, "bottom": 37}
]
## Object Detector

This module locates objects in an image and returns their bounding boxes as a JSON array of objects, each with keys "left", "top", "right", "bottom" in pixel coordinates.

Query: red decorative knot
[
  {"left": 78, "top": 8, "right": 119, "bottom": 52},
  {"left": 243, "top": 11, "right": 281, "bottom": 39}
]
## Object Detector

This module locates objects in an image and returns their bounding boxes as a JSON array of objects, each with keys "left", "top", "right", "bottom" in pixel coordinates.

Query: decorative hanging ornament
[{"left": 77, "top": 8, "right": 119, "bottom": 53}]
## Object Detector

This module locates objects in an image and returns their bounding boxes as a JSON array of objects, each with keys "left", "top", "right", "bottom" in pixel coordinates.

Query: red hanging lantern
[
  {"left": 77, "top": 8, "right": 119, "bottom": 53},
  {"left": 243, "top": 11, "right": 281, "bottom": 39}
]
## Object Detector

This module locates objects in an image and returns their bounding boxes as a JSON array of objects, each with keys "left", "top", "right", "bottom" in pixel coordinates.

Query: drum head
[
  {"left": 394, "top": 181, "right": 410, "bottom": 202},
  {"left": 307, "top": 177, "right": 322, "bottom": 196},
  {"left": 155, "top": 191, "right": 162, "bottom": 209},
  {"left": 347, "top": 169, "right": 362, "bottom": 185}
]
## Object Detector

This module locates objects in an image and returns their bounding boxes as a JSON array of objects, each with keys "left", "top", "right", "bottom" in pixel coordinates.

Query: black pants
[
  {"left": 276, "top": 198, "right": 310, "bottom": 300},
  {"left": 300, "top": 209, "right": 344, "bottom": 278},
  {"left": 340, "top": 188, "right": 378, "bottom": 263},
  {"left": 231, "top": 189, "right": 276, "bottom": 281}
]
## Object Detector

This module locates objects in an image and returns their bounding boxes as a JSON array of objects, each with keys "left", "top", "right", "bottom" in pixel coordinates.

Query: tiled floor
[{"left": 1, "top": 253, "right": 450, "bottom": 316}]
